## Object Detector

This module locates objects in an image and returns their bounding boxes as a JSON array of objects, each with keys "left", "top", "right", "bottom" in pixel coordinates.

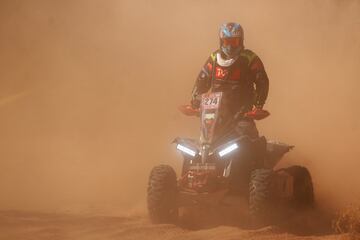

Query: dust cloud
[{"left": 0, "top": 0, "right": 359, "bottom": 214}]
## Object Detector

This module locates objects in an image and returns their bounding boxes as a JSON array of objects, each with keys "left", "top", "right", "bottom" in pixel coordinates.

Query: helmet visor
[{"left": 222, "top": 38, "right": 241, "bottom": 48}]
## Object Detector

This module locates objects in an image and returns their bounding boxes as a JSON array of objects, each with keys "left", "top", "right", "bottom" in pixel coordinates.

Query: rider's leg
[{"left": 228, "top": 119, "right": 266, "bottom": 195}]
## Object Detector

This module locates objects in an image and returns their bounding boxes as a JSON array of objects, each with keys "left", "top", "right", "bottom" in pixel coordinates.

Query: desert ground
[{"left": 0, "top": 210, "right": 354, "bottom": 240}]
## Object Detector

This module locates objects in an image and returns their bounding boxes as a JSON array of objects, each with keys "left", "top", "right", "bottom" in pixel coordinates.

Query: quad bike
[{"left": 147, "top": 92, "right": 314, "bottom": 225}]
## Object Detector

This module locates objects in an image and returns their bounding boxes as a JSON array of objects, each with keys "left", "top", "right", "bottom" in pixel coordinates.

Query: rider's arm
[
  {"left": 191, "top": 55, "right": 215, "bottom": 108},
  {"left": 250, "top": 56, "right": 269, "bottom": 109}
]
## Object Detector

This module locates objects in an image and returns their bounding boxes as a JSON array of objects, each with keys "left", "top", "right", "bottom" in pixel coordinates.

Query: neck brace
[{"left": 216, "top": 52, "right": 238, "bottom": 67}]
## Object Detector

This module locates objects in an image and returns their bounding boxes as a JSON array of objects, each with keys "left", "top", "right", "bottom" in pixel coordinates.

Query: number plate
[{"left": 202, "top": 92, "right": 222, "bottom": 109}]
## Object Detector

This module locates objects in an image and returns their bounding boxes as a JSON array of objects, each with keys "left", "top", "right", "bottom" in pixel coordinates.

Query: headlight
[
  {"left": 176, "top": 144, "right": 196, "bottom": 157},
  {"left": 218, "top": 143, "right": 239, "bottom": 157}
]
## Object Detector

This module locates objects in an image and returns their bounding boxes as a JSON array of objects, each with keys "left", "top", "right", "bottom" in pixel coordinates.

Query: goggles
[{"left": 222, "top": 37, "right": 241, "bottom": 47}]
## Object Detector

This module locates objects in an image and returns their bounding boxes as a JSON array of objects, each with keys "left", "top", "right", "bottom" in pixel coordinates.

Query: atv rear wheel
[
  {"left": 147, "top": 165, "right": 178, "bottom": 224},
  {"left": 249, "top": 168, "right": 273, "bottom": 225},
  {"left": 284, "top": 165, "right": 314, "bottom": 208}
]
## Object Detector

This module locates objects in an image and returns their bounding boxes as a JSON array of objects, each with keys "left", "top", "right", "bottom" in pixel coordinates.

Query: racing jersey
[{"left": 191, "top": 49, "right": 269, "bottom": 115}]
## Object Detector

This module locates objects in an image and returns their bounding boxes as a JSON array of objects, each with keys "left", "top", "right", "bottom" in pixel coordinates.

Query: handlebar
[{"left": 178, "top": 104, "right": 270, "bottom": 120}]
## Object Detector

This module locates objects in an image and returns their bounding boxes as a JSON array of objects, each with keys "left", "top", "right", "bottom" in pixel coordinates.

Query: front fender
[{"left": 265, "top": 140, "right": 294, "bottom": 169}]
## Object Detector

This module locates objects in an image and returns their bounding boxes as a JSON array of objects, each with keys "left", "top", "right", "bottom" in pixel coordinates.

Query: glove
[
  {"left": 178, "top": 104, "right": 200, "bottom": 117},
  {"left": 191, "top": 99, "right": 201, "bottom": 109},
  {"left": 245, "top": 107, "right": 270, "bottom": 120}
]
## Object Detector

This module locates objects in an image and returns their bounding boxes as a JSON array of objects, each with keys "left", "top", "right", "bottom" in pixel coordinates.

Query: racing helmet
[{"left": 219, "top": 22, "right": 244, "bottom": 58}]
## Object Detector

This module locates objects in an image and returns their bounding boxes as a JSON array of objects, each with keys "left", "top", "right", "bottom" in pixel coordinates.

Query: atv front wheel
[
  {"left": 249, "top": 168, "right": 273, "bottom": 225},
  {"left": 147, "top": 165, "right": 178, "bottom": 224},
  {"left": 284, "top": 165, "right": 314, "bottom": 208}
]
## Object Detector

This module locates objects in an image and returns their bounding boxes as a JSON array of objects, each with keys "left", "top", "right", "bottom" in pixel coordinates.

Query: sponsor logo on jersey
[{"left": 215, "top": 67, "right": 228, "bottom": 79}]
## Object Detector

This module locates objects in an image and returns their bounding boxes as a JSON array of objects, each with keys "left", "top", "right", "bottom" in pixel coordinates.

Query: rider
[{"left": 191, "top": 22, "right": 269, "bottom": 138}]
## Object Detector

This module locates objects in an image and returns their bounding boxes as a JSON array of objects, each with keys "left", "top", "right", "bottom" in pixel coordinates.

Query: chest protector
[{"left": 210, "top": 52, "right": 255, "bottom": 113}]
